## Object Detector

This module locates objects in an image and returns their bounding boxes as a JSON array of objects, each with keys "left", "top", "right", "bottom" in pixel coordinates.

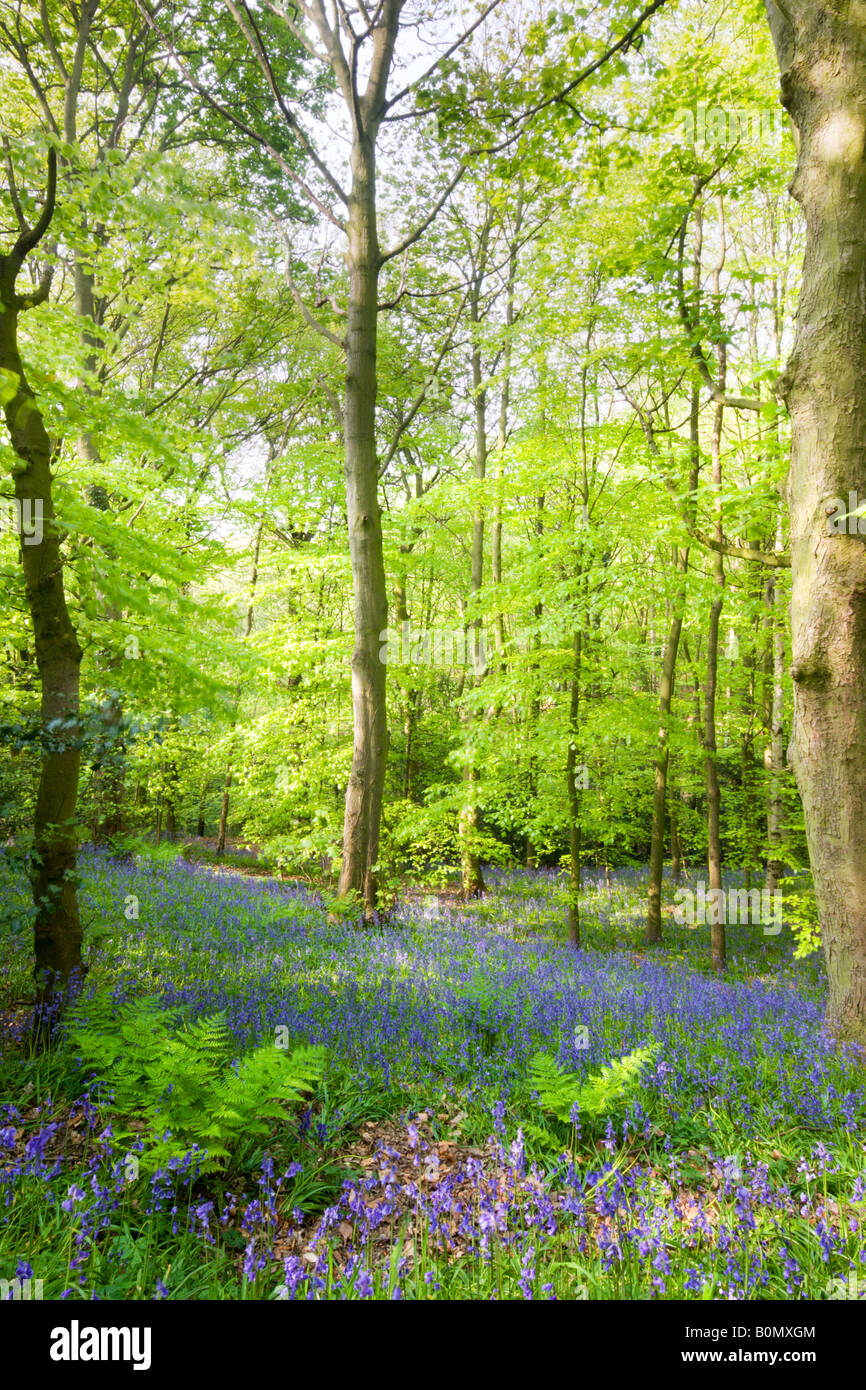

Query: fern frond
[
  {"left": 67, "top": 991, "right": 326, "bottom": 1173},
  {"left": 530, "top": 1043, "right": 658, "bottom": 1124}
]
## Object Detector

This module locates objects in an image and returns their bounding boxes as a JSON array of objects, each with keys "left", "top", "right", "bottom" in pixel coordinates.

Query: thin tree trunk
[
  {"left": 216, "top": 762, "right": 232, "bottom": 855},
  {"left": 704, "top": 493, "right": 725, "bottom": 969},
  {"left": 704, "top": 203, "right": 727, "bottom": 972},
  {"left": 196, "top": 777, "right": 208, "bottom": 839},
  {"left": 647, "top": 580, "right": 686, "bottom": 944},
  {"left": 670, "top": 788, "right": 682, "bottom": 883},
  {"left": 644, "top": 216, "right": 703, "bottom": 944},
  {"left": 459, "top": 216, "right": 492, "bottom": 900},
  {"left": 217, "top": 454, "right": 275, "bottom": 855},
  {"left": 491, "top": 189, "right": 522, "bottom": 680},
  {"left": 525, "top": 494, "right": 544, "bottom": 870},
  {"left": 764, "top": 511, "right": 787, "bottom": 894},
  {"left": 565, "top": 630, "right": 583, "bottom": 946}
]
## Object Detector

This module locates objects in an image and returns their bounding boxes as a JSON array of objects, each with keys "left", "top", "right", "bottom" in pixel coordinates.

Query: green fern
[
  {"left": 529, "top": 1043, "right": 659, "bottom": 1124},
  {"left": 460, "top": 973, "right": 530, "bottom": 1056},
  {"left": 67, "top": 994, "right": 325, "bottom": 1173},
  {"left": 519, "top": 1116, "right": 563, "bottom": 1153}
]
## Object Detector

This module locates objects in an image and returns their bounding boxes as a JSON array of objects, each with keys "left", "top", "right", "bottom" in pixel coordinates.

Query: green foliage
[
  {"left": 459, "top": 972, "right": 518, "bottom": 1056},
  {"left": 384, "top": 795, "right": 509, "bottom": 883},
  {"left": 781, "top": 873, "right": 821, "bottom": 959},
  {"left": 67, "top": 994, "right": 325, "bottom": 1172},
  {"left": 529, "top": 1043, "right": 659, "bottom": 1124},
  {"left": 321, "top": 887, "right": 365, "bottom": 922},
  {"left": 106, "top": 832, "right": 184, "bottom": 866}
]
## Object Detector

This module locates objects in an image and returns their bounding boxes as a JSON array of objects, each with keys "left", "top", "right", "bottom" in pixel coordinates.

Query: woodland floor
[{"left": 1, "top": 851, "right": 865, "bottom": 1300}]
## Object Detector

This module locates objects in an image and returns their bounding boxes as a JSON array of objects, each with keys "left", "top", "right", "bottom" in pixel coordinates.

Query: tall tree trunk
[
  {"left": 196, "top": 776, "right": 208, "bottom": 839},
  {"left": 565, "top": 629, "right": 583, "bottom": 946},
  {"left": 525, "top": 494, "right": 544, "bottom": 870},
  {"left": 646, "top": 570, "right": 686, "bottom": 944},
  {"left": 491, "top": 480, "right": 505, "bottom": 663},
  {"left": 764, "top": 511, "right": 787, "bottom": 894},
  {"left": 704, "top": 543, "right": 725, "bottom": 968},
  {"left": 491, "top": 191, "right": 522, "bottom": 688},
  {"left": 217, "top": 454, "right": 275, "bottom": 854},
  {"left": 739, "top": 610, "right": 760, "bottom": 902},
  {"left": 338, "top": 135, "right": 390, "bottom": 913},
  {"left": 643, "top": 216, "right": 703, "bottom": 944},
  {"left": 766, "top": 1, "right": 866, "bottom": 1040},
  {"left": 704, "top": 207, "right": 727, "bottom": 972},
  {"left": 459, "top": 216, "right": 491, "bottom": 900},
  {"left": 216, "top": 760, "right": 232, "bottom": 855},
  {"left": 74, "top": 261, "right": 125, "bottom": 843},
  {"left": 0, "top": 156, "right": 84, "bottom": 1020},
  {"left": 670, "top": 786, "right": 682, "bottom": 883},
  {"left": 391, "top": 574, "right": 414, "bottom": 800}
]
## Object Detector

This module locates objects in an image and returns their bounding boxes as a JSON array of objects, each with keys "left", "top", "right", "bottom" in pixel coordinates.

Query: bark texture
[
  {"left": 0, "top": 152, "right": 84, "bottom": 1016},
  {"left": 766, "top": 0, "right": 866, "bottom": 1040}
]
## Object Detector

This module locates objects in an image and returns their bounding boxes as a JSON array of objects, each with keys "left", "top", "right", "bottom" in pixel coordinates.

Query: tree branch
[
  {"left": 11, "top": 146, "right": 57, "bottom": 263},
  {"left": 511, "top": 0, "right": 671, "bottom": 128},
  {"left": 1, "top": 135, "right": 27, "bottom": 233},
  {"left": 612, "top": 368, "right": 790, "bottom": 568},
  {"left": 380, "top": 160, "right": 466, "bottom": 265},
  {"left": 131, "top": 0, "right": 348, "bottom": 227},
  {"left": 379, "top": 279, "right": 471, "bottom": 472},
  {"left": 273, "top": 221, "right": 346, "bottom": 348},
  {"left": 674, "top": 190, "right": 764, "bottom": 413},
  {"left": 227, "top": 0, "right": 350, "bottom": 203},
  {"left": 385, "top": 0, "right": 504, "bottom": 111}
]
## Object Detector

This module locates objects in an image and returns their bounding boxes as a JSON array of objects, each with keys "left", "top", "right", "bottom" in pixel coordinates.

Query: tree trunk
[
  {"left": 0, "top": 178, "right": 84, "bottom": 1020},
  {"left": 458, "top": 217, "right": 492, "bottom": 900},
  {"left": 670, "top": 789, "right": 682, "bottom": 883},
  {"left": 764, "top": 512, "right": 787, "bottom": 894},
  {"left": 705, "top": 569, "right": 725, "bottom": 969},
  {"left": 646, "top": 584, "right": 685, "bottom": 944},
  {"left": 766, "top": 0, "right": 866, "bottom": 1041},
  {"left": 565, "top": 630, "right": 583, "bottom": 946},
  {"left": 392, "top": 576, "right": 415, "bottom": 801},
  {"left": 525, "top": 494, "right": 544, "bottom": 871},
  {"left": 196, "top": 777, "right": 208, "bottom": 839},
  {"left": 643, "top": 224, "right": 703, "bottom": 945},
  {"left": 216, "top": 767, "right": 231, "bottom": 855},
  {"left": 704, "top": 214, "right": 727, "bottom": 972},
  {"left": 73, "top": 257, "right": 126, "bottom": 843},
  {"left": 338, "top": 135, "right": 390, "bottom": 914},
  {"left": 217, "top": 454, "right": 274, "bottom": 857}
]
